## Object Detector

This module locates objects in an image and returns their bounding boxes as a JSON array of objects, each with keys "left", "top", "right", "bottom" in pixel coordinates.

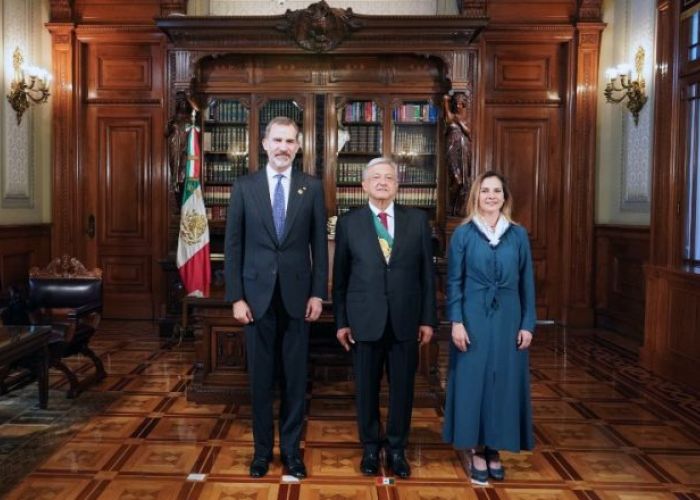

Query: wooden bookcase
[{"left": 156, "top": 7, "right": 483, "bottom": 402}]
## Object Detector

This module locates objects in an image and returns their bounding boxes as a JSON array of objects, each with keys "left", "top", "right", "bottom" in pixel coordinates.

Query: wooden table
[{"left": 0, "top": 325, "right": 51, "bottom": 409}]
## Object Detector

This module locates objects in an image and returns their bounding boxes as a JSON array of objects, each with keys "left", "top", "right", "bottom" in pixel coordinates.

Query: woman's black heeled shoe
[
  {"left": 469, "top": 451, "right": 489, "bottom": 485},
  {"left": 485, "top": 448, "right": 504, "bottom": 480}
]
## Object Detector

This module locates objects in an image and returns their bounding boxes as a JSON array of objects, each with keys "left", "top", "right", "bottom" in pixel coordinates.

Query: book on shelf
[{"left": 392, "top": 103, "right": 438, "bottom": 123}]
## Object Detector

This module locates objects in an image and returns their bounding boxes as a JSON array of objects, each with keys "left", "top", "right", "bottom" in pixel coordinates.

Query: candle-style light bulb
[{"left": 605, "top": 67, "right": 618, "bottom": 81}]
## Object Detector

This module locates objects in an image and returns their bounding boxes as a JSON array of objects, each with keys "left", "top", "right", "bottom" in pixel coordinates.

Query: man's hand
[
  {"left": 418, "top": 325, "right": 433, "bottom": 346},
  {"left": 451, "top": 322, "right": 470, "bottom": 352},
  {"left": 232, "top": 300, "right": 253, "bottom": 324},
  {"left": 305, "top": 297, "right": 323, "bottom": 322},
  {"left": 336, "top": 327, "right": 355, "bottom": 351},
  {"left": 517, "top": 329, "right": 533, "bottom": 350}
]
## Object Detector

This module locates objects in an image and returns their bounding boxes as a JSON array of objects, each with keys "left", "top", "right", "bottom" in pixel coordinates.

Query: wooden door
[
  {"left": 482, "top": 107, "right": 563, "bottom": 321},
  {"left": 83, "top": 106, "right": 164, "bottom": 319}
]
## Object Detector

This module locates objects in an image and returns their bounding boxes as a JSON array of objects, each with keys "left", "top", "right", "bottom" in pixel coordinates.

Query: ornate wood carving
[
  {"left": 49, "top": 0, "right": 74, "bottom": 23},
  {"left": 443, "top": 92, "right": 473, "bottom": 217},
  {"left": 160, "top": 0, "right": 186, "bottom": 17},
  {"left": 577, "top": 0, "right": 603, "bottom": 22},
  {"left": 166, "top": 91, "right": 192, "bottom": 192},
  {"left": 29, "top": 255, "right": 101, "bottom": 279},
  {"left": 156, "top": 15, "right": 486, "bottom": 51},
  {"left": 275, "top": 1, "right": 363, "bottom": 53},
  {"left": 459, "top": 0, "right": 487, "bottom": 18}
]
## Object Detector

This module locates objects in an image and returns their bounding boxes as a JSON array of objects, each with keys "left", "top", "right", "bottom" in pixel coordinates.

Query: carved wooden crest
[
  {"left": 276, "top": 1, "right": 363, "bottom": 53},
  {"left": 30, "top": 255, "right": 102, "bottom": 279}
]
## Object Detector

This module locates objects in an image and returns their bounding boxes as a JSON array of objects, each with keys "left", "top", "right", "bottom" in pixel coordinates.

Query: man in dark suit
[
  {"left": 225, "top": 116, "right": 328, "bottom": 479},
  {"left": 333, "top": 157, "right": 437, "bottom": 479}
]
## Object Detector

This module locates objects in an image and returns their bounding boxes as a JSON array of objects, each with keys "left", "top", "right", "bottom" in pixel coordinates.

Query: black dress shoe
[
  {"left": 249, "top": 455, "right": 271, "bottom": 478},
  {"left": 360, "top": 449, "right": 380, "bottom": 475},
  {"left": 387, "top": 450, "right": 411, "bottom": 478},
  {"left": 281, "top": 454, "right": 307, "bottom": 479}
]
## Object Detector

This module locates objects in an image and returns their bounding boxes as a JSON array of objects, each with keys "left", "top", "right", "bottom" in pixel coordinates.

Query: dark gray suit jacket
[
  {"left": 332, "top": 205, "right": 437, "bottom": 341},
  {"left": 224, "top": 168, "right": 328, "bottom": 318}
]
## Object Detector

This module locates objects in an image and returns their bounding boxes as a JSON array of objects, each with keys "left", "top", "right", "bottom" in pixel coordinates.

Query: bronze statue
[
  {"left": 443, "top": 92, "right": 472, "bottom": 217},
  {"left": 166, "top": 93, "right": 191, "bottom": 192}
]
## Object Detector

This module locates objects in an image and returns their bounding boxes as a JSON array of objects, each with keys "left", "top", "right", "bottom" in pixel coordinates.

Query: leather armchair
[{"left": 28, "top": 255, "right": 106, "bottom": 398}]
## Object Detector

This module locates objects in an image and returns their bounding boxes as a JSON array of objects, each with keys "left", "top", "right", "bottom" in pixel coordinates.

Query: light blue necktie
[{"left": 272, "top": 173, "right": 286, "bottom": 239}]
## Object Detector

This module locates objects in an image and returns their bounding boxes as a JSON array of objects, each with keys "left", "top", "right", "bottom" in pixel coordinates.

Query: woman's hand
[
  {"left": 451, "top": 322, "right": 470, "bottom": 352},
  {"left": 517, "top": 329, "right": 533, "bottom": 350}
]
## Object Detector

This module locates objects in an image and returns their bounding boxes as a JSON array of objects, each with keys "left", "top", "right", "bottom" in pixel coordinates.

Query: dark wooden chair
[{"left": 28, "top": 255, "right": 106, "bottom": 398}]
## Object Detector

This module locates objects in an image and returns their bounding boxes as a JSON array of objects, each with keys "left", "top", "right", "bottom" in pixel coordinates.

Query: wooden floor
[{"left": 4, "top": 320, "right": 700, "bottom": 499}]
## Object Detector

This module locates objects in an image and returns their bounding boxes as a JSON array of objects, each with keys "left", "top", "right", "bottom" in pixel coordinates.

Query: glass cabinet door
[
  {"left": 335, "top": 99, "right": 384, "bottom": 215},
  {"left": 202, "top": 98, "right": 250, "bottom": 224},
  {"left": 391, "top": 100, "right": 439, "bottom": 210}
]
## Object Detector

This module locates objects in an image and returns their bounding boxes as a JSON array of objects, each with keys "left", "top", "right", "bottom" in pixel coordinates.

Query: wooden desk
[{"left": 0, "top": 325, "right": 51, "bottom": 409}]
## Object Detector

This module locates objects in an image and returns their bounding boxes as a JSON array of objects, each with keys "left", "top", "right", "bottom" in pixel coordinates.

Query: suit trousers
[
  {"left": 352, "top": 320, "right": 418, "bottom": 453},
  {"left": 245, "top": 281, "right": 308, "bottom": 458}
]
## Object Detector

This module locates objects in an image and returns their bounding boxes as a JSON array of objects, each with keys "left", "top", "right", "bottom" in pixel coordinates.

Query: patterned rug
[{"left": 0, "top": 385, "right": 119, "bottom": 497}]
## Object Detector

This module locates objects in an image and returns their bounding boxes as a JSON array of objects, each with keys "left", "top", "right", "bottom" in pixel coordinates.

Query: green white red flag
[{"left": 176, "top": 118, "right": 210, "bottom": 297}]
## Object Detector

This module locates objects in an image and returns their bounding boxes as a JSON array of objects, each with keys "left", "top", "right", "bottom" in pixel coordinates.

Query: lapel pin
[{"left": 298, "top": 186, "right": 307, "bottom": 195}]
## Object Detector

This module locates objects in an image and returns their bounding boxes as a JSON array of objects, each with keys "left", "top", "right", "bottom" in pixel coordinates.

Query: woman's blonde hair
[{"left": 463, "top": 170, "right": 514, "bottom": 224}]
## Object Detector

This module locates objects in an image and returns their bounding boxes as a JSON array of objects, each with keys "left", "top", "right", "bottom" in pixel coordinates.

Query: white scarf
[{"left": 473, "top": 214, "right": 510, "bottom": 247}]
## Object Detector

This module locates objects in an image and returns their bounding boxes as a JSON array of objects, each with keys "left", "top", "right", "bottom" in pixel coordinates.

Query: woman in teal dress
[{"left": 442, "top": 171, "right": 536, "bottom": 485}]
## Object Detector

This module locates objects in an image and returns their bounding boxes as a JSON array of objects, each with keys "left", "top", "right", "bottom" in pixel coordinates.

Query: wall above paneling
[
  {"left": 596, "top": 0, "right": 655, "bottom": 225},
  {"left": 0, "top": 0, "right": 52, "bottom": 225}
]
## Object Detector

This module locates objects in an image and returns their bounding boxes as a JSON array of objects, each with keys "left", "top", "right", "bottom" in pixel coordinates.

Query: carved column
[
  {"left": 46, "top": 23, "right": 77, "bottom": 259},
  {"left": 561, "top": 21, "right": 605, "bottom": 326}
]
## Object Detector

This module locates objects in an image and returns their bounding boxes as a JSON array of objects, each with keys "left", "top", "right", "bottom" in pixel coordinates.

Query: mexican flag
[{"left": 176, "top": 120, "right": 211, "bottom": 297}]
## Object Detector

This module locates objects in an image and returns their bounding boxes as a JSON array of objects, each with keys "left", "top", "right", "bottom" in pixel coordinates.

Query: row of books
[
  {"left": 336, "top": 159, "right": 369, "bottom": 183},
  {"left": 340, "top": 125, "right": 383, "bottom": 152},
  {"left": 344, "top": 101, "right": 383, "bottom": 123},
  {"left": 336, "top": 161, "right": 436, "bottom": 185},
  {"left": 397, "top": 165, "right": 436, "bottom": 184},
  {"left": 203, "top": 185, "right": 232, "bottom": 206},
  {"left": 392, "top": 103, "right": 438, "bottom": 123},
  {"left": 207, "top": 100, "right": 249, "bottom": 123},
  {"left": 394, "top": 128, "right": 437, "bottom": 154},
  {"left": 259, "top": 101, "right": 303, "bottom": 125},
  {"left": 204, "top": 159, "right": 248, "bottom": 183},
  {"left": 203, "top": 127, "right": 248, "bottom": 153},
  {"left": 336, "top": 186, "right": 437, "bottom": 207},
  {"left": 206, "top": 206, "right": 227, "bottom": 222}
]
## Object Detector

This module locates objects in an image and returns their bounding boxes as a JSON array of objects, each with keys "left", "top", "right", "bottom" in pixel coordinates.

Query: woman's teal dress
[{"left": 442, "top": 221, "right": 536, "bottom": 451}]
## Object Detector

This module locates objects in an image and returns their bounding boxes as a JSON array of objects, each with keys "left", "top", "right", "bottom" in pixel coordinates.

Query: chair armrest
[{"left": 67, "top": 301, "right": 102, "bottom": 320}]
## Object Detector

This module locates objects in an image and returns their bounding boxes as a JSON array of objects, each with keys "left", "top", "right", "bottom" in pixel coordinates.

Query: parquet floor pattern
[{"left": 4, "top": 321, "right": 700, "bottom": 499}]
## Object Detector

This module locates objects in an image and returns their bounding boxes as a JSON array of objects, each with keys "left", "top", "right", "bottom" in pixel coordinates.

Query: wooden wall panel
[
  {"left": 484, "top": 43, "right": 564, "bottom": 104},
  {"left": 487, "top": 0, "right": 576, "bottom": 24},
  {"left": 86, "top": 43, "right": 162, "bottom": 101},
  {"left": 594, "top": 225, "right": 650, "bottom": 343},
  {"left": 99, "top": 118, "right": 151, "bottom": 245},
  {"left": 0, "top": 225, "right": 51, "bottom": 297},
  {"left": 642, "top": 267, "right": 700, "bottom": 391},
  {"left": 74, "top": 0, "right": 166, "bottom": 24}
]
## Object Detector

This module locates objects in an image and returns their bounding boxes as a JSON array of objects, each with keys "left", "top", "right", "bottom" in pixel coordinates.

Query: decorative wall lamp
[
  {"left": 603, "top": 46, "right": 647, "bottom": 126},
  {"left": 6, "top": 47, "right": 51, "bottom": 125}
]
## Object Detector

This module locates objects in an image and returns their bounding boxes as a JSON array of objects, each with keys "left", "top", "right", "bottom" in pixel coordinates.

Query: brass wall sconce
[
  {"left": 6, "top": 47, "right": 51, "bottom": 125},
  {"left": 603, "top": 46, "right": 648, "bottom": 126}
]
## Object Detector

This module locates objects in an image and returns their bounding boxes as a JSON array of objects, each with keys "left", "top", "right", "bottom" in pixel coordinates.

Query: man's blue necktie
[{"left": 273, "top": 173, "right": 286, "bottom": 239}]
